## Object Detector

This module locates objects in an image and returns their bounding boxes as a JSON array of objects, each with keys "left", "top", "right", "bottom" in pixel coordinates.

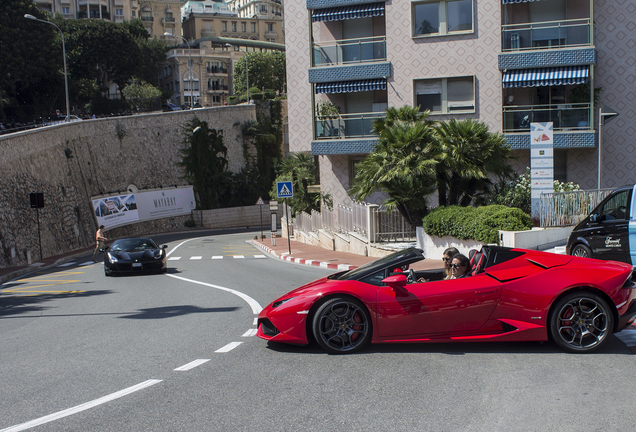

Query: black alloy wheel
[{"left": 312, "top": 297, "right": 372, "bottom": 354}]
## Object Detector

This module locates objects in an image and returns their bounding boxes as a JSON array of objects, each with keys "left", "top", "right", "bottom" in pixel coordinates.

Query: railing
[
  {"left": 503, "top": 103, "right": 591, "bottom": 133},
  {"left": 291, "top": 201, "right": 416, "bottom": 243},
  {"left": 313, "top": 36, "right": 386, "bottom": 67},
  {"left": 315, "top": 112, "right": 384, "bottom": 140},
  {"left": 540, "top": 188, "right": 614, "bottom": 228},
  {"left": 206, "top": 66, "right": 228, "bottom": 74},
  {"left": 141, "top": 16, "right": 153, "bottom": 22},
  {"left": 207, "top": 85, "right": 229, "bottom": 91},
  {"left": 502, "top": 18, "right": 591, "bottom": 51}
]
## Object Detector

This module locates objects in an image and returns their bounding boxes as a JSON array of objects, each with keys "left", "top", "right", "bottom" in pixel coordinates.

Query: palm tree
[
  {"left": 434, "top": 118, "right": 514, "bottom": 206},
  {"left": 349, "top": 106, "right": 438, "bottom": 226}
]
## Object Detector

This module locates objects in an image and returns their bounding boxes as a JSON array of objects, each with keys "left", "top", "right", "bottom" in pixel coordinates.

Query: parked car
[
  {"left": 566, "top": 185, "right": 634, "bottom": 265},
  {"left": 162, "top": 103, "right": 182, "bottom": 112},
  {"left": 102, "top": 237, "right": 168, "bottom": 276},
  {"left": 257, "top": 246, "right": 636, "bottom": 354}
]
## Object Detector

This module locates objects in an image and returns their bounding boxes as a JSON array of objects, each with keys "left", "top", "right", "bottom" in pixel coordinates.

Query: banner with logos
[
  {"left": 92, "top": 186, "right": 196, "bottom": 230},
  {"left": 530, "top": 122, "right": 554, "bottom": 222}
]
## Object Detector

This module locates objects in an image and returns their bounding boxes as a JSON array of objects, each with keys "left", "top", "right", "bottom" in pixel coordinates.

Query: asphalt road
[{"left": 1, "top": 231, "right": 636, "bottom": 432}]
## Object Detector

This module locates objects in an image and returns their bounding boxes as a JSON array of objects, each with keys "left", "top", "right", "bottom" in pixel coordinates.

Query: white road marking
[
  {"left": 79, "top": 261, "right": 94, "bottom": 266},
  {"left": 0, "top": 379, "right": 162, "bottom": 432},
  {"left": 253, "top": 318, "right": 258, "bottom": 326},
  {"left": 174, "top": 359, "right": 210, "bottom": 371},
  {"left": 166, "top": 274, "right": 263, "bottom": 314},
  {"left": 212, "top": 256, "right": 223, "bottom": 260},
  {"left": 168, "top": 257, "right": 181, "bottom": 261},
  {"left": 57, "top": 262, "right": 75, "bottom": 267},
  {"left": 190, "top": 256, "right": 203, "bottom": 260},
  {"left": 254, "top": 255, "right": 266, "bottom": 259},
  {"left": 233, "top": 255, "right": 245, "bottom": 259},
  {"left": 215, "top": 342, "right": 243, "bottom": 353},
  {"left": 166, "top": 238, "right": 198, "bottom": 258},
  {"left": 242, "top": 329, "right": 257, "bottom": 337}
]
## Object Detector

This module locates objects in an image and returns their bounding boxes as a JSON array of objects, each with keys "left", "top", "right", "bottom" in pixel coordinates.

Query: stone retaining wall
[{"left": 0, "top": 106, "right": 256, "bottom": 267}]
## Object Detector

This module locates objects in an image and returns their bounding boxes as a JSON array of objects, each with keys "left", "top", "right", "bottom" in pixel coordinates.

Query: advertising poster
[
  {"left": 530, "top": 122, "right": 554, "bottom": 222},
  {"left": 92, "top": 186, "right": 196, "bottom": 229}
]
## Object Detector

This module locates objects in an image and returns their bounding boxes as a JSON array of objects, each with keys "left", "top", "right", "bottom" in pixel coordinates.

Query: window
[
  {"left": 142, "top": 8, "right": 152, "bottom": 21},
  {"left": 412, "top": 0, "right": 473, "bottom": 37},
  {"left": 251, "top": 22, "right": 256, "bottom": 33},
  {"left": 222, "top": 21, "right": 227, "bottom": 32},
  {"left": 600, "top": 191, "right": 630, "bottom": 222},
  {"left": 231, "top": 22, "right": 237, "bottom": 32},
  {"left": 115, "top": 8, "right": 123, "bottom": 16},
  {"left": 62, "top": 7, "right": 70, "bottom": 14},
  {"left": 267, "top": 23, "right": 274, "bottom": 32},
  {"left": 241, "top": 22, "right": 246, "bottom": 32},
  {"left": 260, "top": 4, "right": 267, "bottom": 13},
  {"left": 414, "top": 76, "right": 475, "bottom": 114},
  {"left": 165, "top": 11, "right": 173, "bottom": 21}
]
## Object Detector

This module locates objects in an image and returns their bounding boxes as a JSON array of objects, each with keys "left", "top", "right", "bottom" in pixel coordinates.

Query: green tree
[
  {"left": 434, "top": 118, "right": 514, "bottom": 207},
  {"left": 121, "top": 79, "right": 161, "bottom": 111},
  {"left": 349, "top": 106, "right": 438, "bottom": 226},
  {"left": 270, "top": 153, "right": 331, "bottom": 216},
  {"left": 121, "top": 19, "right": 167, "bottom": 85},
  {"left": 1, "top": 1, "right": 64, "bottom": 121},
  {"left": 179, "top": 118, "right": 232, "bottom": 209},
  {"left": 233, "top": 51, "right": 286, "bottom": 95}
]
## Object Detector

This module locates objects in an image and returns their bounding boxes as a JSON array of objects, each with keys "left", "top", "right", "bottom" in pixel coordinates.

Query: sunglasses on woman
[{"left": 451, "top": 263, "right": 465, "bottom": 269}]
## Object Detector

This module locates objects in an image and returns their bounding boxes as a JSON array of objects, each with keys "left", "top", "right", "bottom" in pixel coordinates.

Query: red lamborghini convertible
[{"left": 257, "top": 246, "right": 636, "bottom": 354}]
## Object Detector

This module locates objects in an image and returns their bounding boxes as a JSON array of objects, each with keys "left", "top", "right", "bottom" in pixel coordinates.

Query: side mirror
[
  {"left": 161, "top": 245, "right": 168, "bottom": 249},
  {"left": 589, "top": 214, "right": 599, "bottom": 223},
  {"left": 383, "top": 274, "right": 408, "bottom": 288}
]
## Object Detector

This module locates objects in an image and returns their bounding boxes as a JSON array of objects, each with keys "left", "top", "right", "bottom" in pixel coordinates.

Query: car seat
[{"left": 468, "top": 249, "right": 488, "bottom": 276}]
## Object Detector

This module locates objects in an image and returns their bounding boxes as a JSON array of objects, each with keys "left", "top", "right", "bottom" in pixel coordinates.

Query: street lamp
[
  {"left": 165, "top": 33, "right": 193, "bottom": 109},
  {"left": 25, "top": 14, "right": 71, "bottom": 121},
  {"left": 226, "top": 43, "right": 250, "bottom": 104}
]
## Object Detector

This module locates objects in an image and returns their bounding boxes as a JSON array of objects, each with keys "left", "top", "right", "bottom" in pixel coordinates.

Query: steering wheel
[{"left": 407, "top": 269, "right": 416, "bottom": 284}]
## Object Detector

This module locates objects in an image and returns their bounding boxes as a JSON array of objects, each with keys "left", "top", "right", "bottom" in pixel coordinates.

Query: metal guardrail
[{"left": 540, "top": 188, "right": 614, "bottom": 228}]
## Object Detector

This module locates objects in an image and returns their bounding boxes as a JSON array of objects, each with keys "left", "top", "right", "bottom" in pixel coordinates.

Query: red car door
[{"left": 375, "top": 274, "right": 502, "bottom": 337}]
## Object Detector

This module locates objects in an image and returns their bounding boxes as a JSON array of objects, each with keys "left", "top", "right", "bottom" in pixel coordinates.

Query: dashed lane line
[
  {"left": 175, "top": 359, "right": 211, "bottom": 371},
  {"left": 215, "top": 342, "right": 243, "bottom": 353},
  {"left": 0, "top": 380, "right": 162, "bottom": 432}
]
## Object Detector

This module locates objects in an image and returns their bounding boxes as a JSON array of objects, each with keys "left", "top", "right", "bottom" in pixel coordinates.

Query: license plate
[{"left": 132, "top": 263, "right": 142, "bottom": 268}]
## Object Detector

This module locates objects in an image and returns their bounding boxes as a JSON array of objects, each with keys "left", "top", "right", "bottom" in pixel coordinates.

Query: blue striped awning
[
  {"left": 312, "top": 2, "right": 385, "bottom": 22},
  {"left": 502, "top": 66, "right": 589, "bottom": 88},
  {"left": 502, "top": 0, "right": 537, "bottom": 4},
  {"left": 315, "top": 79, "right": 386, "bottom": 94}
]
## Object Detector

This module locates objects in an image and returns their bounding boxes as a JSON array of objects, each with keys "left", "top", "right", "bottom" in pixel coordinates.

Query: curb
[{"left": 251, "top": 240, "right": 357, "bottom": 271}]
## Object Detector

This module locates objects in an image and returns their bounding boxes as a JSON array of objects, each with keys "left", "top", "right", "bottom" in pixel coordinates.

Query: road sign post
[
  {"left": 276, "top": 182, "right": 293, "bottom": 254},
  {"left": 256, "top": 197, "right": 265, "bottom": 240}
]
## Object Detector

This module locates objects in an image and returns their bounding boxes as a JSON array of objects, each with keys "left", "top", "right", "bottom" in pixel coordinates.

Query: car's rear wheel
[
  {"left": 549, "top": 292, "right": 613, "bottom": 353},
  {"left": 312, "top": 297, "right": 371, "bottom": 354},
  {"left": 571, "top": 244, "right": 592, "bottom": 258}
]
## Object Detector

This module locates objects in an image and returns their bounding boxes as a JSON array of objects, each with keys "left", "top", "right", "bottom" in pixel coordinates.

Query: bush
[
  {"left": 422, "top": 205, "right": 533, "bottom": 244},
  {"left": 184, "top": 219, "right": 196, "bottom": 228}
]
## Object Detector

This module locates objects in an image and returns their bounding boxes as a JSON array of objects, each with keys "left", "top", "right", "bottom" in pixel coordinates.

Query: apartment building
[
  {"left": 284, "top": 0, "right": 636, "bottom": 207},
  {"left": 160, "top": 1, "right": 284, "bottom": 107},
  {"left": 32, "top": 0, "right": 183, "bottom": 41},
  {"left": 229, "top": 0, "right": 284, "bottom": 20}
]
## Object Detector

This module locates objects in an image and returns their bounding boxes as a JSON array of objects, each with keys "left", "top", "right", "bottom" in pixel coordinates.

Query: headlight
[
  {"left": 107, "top": 253, "right": 118, "bottom": 263},
  {"left": 153, "top": 250, "right": 163, "bottom": 260},
  {"left": 272, "top": 297, "right": 295, "bottom": 308}
]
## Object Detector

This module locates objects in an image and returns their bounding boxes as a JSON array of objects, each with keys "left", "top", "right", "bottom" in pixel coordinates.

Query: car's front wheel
[
  {"left": 549, "top": 292, "right": 614, "bottom": 353},
  {"left": 571, "top": 244, "right": 592, "bottom": 258},
  {"left": 312, "top": 297, "right": 372, "bottom": 354}
]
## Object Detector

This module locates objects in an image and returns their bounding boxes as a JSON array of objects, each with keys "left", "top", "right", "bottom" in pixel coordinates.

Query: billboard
[
  {"left": 92, "top": 186, "right": 196, "bottom": 229},
  {"left": 530, "top": 122, "right": 554, "bottom": 222}
]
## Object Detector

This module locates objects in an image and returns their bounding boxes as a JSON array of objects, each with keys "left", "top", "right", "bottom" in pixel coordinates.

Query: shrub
[
  {"left": 184, "top": 219, "right": 196, "bottom": 228},
  {"left": 422, "top": 205, "right": 533, "bottom": 244}
]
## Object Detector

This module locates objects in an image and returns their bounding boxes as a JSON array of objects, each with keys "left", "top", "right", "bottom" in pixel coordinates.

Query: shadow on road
[{"left": 120, "top": 305, "right": 240, "bottom": 319}]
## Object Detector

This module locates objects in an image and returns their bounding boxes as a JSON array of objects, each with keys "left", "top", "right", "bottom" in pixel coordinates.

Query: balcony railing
[
  {"left": 312, "top": 36, "right": 386, "bottom": 67},
  {"left": 503, "top": 103, "right": 591, "bottom": 133},
  {"left": 141, "top": 15, "right": 153, "bottom": 22},
  {"left": 502, "top": 19, "right": 591, "bottom": 51},
  {"left": 206, "top": 66, "right": 228, "bottom": 74},
  {"left": 207, "top": 85, "right": 229, "bottom": 92},
  {"left": 314, "top": 112, "right": 384, "bottom": 140}
]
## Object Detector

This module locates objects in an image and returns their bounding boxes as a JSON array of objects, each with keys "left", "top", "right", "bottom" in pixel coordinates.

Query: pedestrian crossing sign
[{"left": 277, "top": 181, "right": 293, "bottom": 198}]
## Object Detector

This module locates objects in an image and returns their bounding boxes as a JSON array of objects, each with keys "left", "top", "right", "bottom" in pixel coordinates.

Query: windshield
[
  {"left": 110, "top": 238, "right": 158, "bottom": 252},
  {"left": 330, "top": 248, "right": 425, "bottom": 281}
]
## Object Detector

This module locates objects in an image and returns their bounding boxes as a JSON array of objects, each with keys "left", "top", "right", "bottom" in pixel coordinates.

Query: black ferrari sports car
[{"left": 103, "top": 237, "right": 168, "bottom": 276}]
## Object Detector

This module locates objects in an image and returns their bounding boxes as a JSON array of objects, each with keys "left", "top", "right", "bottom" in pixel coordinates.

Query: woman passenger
[{"left": 442, "top": 247, "right": 459, "bottom": 280}]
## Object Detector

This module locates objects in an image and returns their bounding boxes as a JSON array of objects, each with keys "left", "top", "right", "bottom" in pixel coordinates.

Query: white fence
[
  {"left": 291, "top": 201, "right": 416, "bottom": 243},
  {"left": 540, "top": 188, "right": 614, "bottom": 228}
]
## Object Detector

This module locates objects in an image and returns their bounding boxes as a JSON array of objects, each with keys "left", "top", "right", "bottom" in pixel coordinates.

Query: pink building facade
[{"left": 284, "top": 0, "right": 636, "bottom": 207}]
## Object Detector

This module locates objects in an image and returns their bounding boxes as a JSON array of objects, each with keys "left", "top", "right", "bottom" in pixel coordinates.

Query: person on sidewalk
[{"left": 93, "top": 225, "right": 108, "bottom": 262}]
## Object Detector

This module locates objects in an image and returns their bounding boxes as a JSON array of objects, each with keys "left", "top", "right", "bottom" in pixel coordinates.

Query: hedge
[{"left": 422, "top": 205, "right": 533, "bottom": 244}]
